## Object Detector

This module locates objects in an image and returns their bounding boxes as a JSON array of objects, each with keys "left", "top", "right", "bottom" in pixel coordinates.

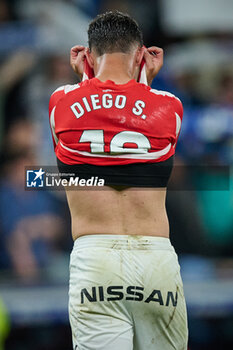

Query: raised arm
[{"left": 70, "top": 45, "right": 164, "bottom": 86}]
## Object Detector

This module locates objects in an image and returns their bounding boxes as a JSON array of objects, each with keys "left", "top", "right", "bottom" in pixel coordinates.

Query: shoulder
[
  {"left": 149, "top": 87, "right": 181, "bottom": 102},
  {"left": 148, "top": 87, "right": 183, "bottom": 116},
  {"left": 49, "top": 80, "right": 92, "bottom": 104},
  {"left": 138, "top": 84, "right": 182, "bottom": 103},
  {"left": 49, "top": 83, "right": 81, "bottom": 114},
  {"left": 50, "top": 83, "right": 81, "bottom": 98}
]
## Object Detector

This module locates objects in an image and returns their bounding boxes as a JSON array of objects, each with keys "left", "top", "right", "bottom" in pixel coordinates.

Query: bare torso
[
  {"left": 63, "top": 50, "right": 170, "bottom": 241},
  {"left": 65, "top": 186, "right": 169, "bottom": 241}
]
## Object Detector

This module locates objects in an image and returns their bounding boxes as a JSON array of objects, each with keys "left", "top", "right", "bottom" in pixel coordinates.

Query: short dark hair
[{"left": 88, "top": 11, "right": 143, "bottom": 56}]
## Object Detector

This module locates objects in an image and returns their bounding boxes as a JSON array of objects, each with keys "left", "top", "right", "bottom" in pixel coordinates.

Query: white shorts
[{"left": 69, "top": 235, "right": 188, "bottom": 350}]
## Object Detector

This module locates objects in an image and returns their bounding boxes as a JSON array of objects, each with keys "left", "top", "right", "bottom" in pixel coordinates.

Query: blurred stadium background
[{"left": 0, "top": 0, "right": 233, "bottom": 349}]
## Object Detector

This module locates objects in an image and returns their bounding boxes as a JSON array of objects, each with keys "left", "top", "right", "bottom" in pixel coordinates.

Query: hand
[
  {"left": 143, "top": 46, "right": 163, "bottom": 86},
  {"left": 70, "top": 45, "right": 87, "bottom": 79}
]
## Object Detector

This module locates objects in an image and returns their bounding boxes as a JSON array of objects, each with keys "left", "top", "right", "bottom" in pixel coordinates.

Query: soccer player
[{"left": 49, "top": 11, "right": 188, "bottom": 350}]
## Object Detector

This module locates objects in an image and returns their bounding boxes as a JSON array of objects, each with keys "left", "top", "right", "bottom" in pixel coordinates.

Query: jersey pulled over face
[{"left": 49, "top": 78, "right": 183, "bottom": 166}]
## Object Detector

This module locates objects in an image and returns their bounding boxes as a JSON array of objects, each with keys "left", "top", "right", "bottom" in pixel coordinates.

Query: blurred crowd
[{"left": 0, "top": 0, "right": 232, "bottom": 349}]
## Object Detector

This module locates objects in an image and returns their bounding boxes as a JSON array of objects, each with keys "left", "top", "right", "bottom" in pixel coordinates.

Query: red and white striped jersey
[{"left": 48, "top": 78, "right": 183, "bottom": 166}]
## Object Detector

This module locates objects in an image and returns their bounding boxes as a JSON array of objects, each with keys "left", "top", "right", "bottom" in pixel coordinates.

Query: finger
[
  {"left": 70, "top": 49, "right": 86, "bottom": 72},
  {"left": 73, "top": 51, "right": 84, "bottom": 61},
  {"left": 71, "top": 45, "right": 85, "bottom": 53},
  {"left": 84, "top": 47, "right": 90, "bottom": 55},
  {"left": 147, "top": 46, "right": 163, "bottom": 53},
  {"left": 70, "top": 49, "right": 86, "bottom": 65},
  {"left": 70, "top": 46, "right": 86, "bottom": 58},
  {"left": 147, "top": 46, "right": 163, "bottom": 57},
  {"left": 145, "top": 47, "right": 163, "bottom": 69},
  {"left": 143, "top": 49, "right": 154, "bottom": 66}
]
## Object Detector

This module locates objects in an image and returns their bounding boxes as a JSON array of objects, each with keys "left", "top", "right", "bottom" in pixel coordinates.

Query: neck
[{"left": 94, "top": 53, "right": 138, "bottom": 84}]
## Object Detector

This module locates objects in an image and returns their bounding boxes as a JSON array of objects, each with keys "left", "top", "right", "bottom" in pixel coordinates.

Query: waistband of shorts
[{"left": 73, "top": 234, "right": 174, "bottom": 251}]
